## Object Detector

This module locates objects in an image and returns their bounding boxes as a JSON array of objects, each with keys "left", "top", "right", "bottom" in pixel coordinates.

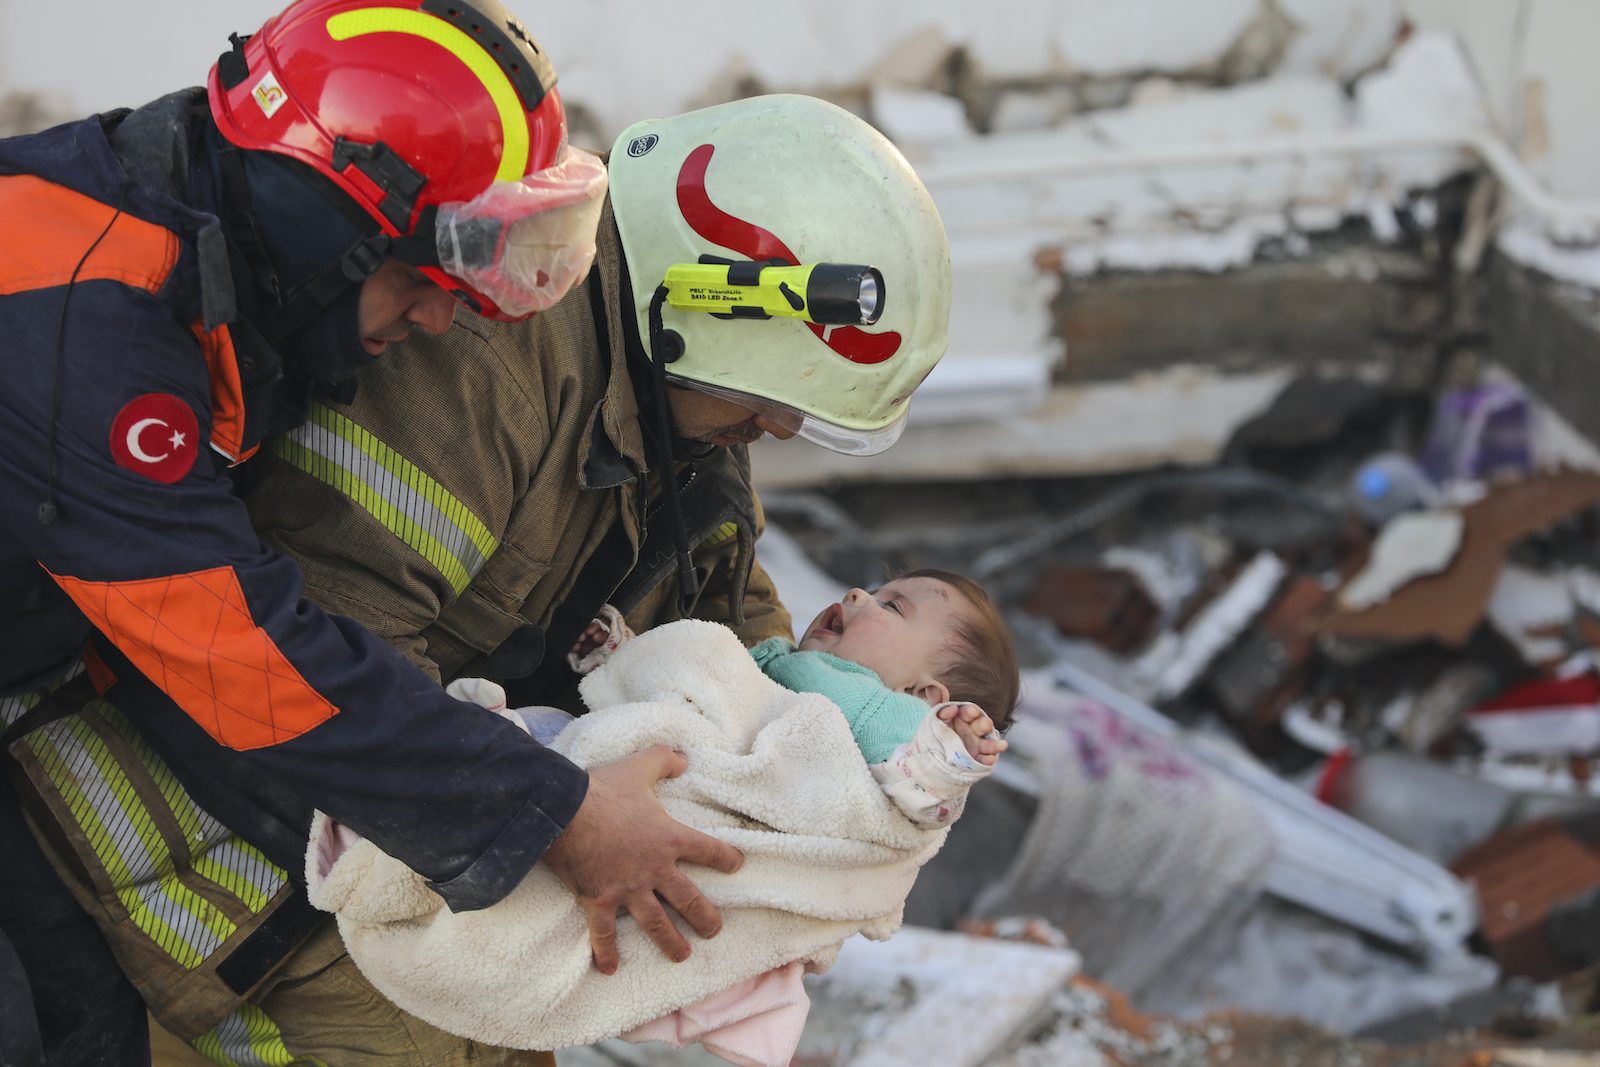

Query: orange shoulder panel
[
  {"left": 189, "top": 322, "right": 258, "bottom": 464},
  {"left": 46, "top": 566, "right": 338, "bottom": 751},
  {"left": 0, "top": 174, "right": 180, "bottom": 297}
]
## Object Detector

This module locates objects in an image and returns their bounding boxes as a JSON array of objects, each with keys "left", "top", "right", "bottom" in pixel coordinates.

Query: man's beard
[{"left": 698, "top": 421, "right": 765, "bottom": 445}]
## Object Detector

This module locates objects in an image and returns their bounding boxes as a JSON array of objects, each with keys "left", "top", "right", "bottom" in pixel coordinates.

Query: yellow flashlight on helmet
[{"left": 662, "top": 256, "right": 885, "bottom": 326}]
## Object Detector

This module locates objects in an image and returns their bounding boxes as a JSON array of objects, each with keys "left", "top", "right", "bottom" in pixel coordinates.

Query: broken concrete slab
[
  {"left": 1023, "top": 566, "right": 1162, "bottom": 654},
  {"left": 1451, "top": 820, "right": 1600, "bottom": 982},
  {"left": 1489, "top": 253, "right": 1600, "bottom": 457},
  {"left": 1339, "top": 511, "right": 1465, "bottom": 611},
  {"left": 1468, "top": 1052, "right": 1600, "bottom": 1067},
  {"left": 748, "top": 365, "right": 1292, "bottom": 489},
  {"left": 1323, "top": 471, "right": 1600, "bottom": 647},
  {"left": 1486, "top": 565, "right": 1576, "bottom": 666},
  {"left": 1210, "top": 574, "right": 1335, "bottom": 730},
  {"left": 1052, "top": 242, "right": 1440, "bottom": 386},
  {"left": 803, "top": 927, "right": 1080, "bottom": 1067}
]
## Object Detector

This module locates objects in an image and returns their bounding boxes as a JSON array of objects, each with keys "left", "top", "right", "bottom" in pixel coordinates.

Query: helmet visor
[
  {"left": 666, "top": 374, "right": 909, "bottom": 456},
  {"left": 436, "top": 145, "right": 608, "bottom": 320}
]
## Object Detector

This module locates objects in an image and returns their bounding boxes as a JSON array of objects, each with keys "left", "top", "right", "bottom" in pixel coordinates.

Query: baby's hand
[
  {"left": 570, "top": 620, "right": 609, "bottom": 660},
  {"left": 938, "top": 702, "right": 1008, "bottom": 767}
]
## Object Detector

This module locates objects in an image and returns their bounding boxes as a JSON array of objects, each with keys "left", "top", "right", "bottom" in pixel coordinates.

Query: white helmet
[{"left": 608, "top": 95, "right": 951, "bottom": 455}]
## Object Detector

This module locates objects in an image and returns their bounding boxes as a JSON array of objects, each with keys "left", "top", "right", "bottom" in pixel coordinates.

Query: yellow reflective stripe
[
  {"left": 273, "top": 433, "right": 468, "bottom": 592},
  {"left": 22, "top": 712, "right": 235, "bottom": 968},
  {"left": 95, "top": 703, "right": 287, "bottom": 911},
  {"left": 100, "top": 701, "right": 227, "bottom": 850},
  {"left": 193, "top": 839, "right": 283, "bottom": 914},
  {"left": 269, "top": 402, "right": 499, "bottom": 594},
  {"left": 10, "top": 685, "right": 286, "bottom": 975},
  {"left": 25, "top": 721, "right": 153, "bottom": 884},
  {"left": 59, "top": 714, "right": 238, "bottom": 964},
  {"left": 700, "top": 521, "right": 738, "bottom": 551},
  {"left": 326, "top": 8, "right": 527, "bottom": 182},
  {"left": 192, "top": 1003, "right": 327, "bottom": 1067},
  {"left": 308, "top": 403, "right": 499, "bottom": 561}
]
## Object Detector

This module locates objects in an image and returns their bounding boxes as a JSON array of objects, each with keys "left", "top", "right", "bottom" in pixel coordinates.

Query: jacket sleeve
[{"left": 8, "top": 286, "right": 585, "bottom": 911}]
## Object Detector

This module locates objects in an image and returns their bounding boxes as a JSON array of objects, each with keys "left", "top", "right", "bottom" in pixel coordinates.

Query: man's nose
[
  {"left": 753, "top": 415, "right": 797, "bottom": 440},
  {"left": 408, "top": 284, "right": 457, "bottom": 335}
]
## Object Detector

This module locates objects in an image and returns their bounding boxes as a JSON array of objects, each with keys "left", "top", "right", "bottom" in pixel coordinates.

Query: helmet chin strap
[
  {"left": 216, "top": 140, "right": 442, "bottom": 346},
  {"left": 647, "top": 285, "right": 702, "bottom": 612}
]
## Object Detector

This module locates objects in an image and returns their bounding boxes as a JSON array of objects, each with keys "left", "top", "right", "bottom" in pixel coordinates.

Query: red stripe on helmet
[{"left": 675, "top": 144, "right": 901, "bottom": 365}]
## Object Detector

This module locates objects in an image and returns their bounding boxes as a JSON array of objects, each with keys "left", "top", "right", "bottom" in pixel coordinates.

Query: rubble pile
[{"left": 763, "top": 367, "right": 1600, "bottom": 1047}]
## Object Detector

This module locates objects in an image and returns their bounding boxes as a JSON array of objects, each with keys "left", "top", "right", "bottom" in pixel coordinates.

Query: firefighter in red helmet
[{"left": 0, "top": 3, "right": 735, "bottom": 1065}]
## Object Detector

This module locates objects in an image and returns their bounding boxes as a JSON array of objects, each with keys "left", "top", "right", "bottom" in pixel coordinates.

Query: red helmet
[{"left": 208, "top": 0, "right": 594, "bottom": 321}]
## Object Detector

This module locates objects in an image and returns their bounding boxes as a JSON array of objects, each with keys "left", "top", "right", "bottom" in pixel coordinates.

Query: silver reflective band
[
  {"left": 858, "top": 274, "right": 880, "bottom": 325},
  {"left": 666, "top": 374, "right": 910, "bottom": 457}
]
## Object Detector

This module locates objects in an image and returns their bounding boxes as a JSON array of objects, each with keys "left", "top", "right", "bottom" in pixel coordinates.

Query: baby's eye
[{"left": 881, "top": 598, "right": 903, "bottom": 615}]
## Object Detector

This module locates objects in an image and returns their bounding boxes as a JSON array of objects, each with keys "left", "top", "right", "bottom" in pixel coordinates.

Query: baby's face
[{"left": 799, "top": 577, "right": 964, "bottom": 699}]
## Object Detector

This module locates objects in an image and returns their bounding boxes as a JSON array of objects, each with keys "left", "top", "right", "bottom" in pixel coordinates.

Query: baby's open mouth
[{"left": 812, "top": 602, "right": 844, "bottom": 637}]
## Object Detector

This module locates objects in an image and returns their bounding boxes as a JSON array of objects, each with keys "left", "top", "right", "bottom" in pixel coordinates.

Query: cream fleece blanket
[{"left": 305, "top": 619, "right": 948, "bottom": 1051}]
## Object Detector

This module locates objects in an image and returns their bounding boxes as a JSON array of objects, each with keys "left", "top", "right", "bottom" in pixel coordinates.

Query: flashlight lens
[{"left": 858, "top": 274, "right": 879, "bottom": 324}]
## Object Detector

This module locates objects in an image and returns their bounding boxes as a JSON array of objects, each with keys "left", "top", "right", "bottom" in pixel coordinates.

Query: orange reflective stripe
[
  {"left": 0, "top": 175, "right": 180, "bottom": 296},
  {"left": 46, "top": 567, "right": 338, "bottom": 751},
  {"left": 189, "top": 322, "right": 258, "bottom": 464}
]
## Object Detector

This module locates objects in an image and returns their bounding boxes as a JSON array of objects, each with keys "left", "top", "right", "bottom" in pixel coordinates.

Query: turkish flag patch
[{"left": 109, "top": 393, "right": 200, "bottom": 484}]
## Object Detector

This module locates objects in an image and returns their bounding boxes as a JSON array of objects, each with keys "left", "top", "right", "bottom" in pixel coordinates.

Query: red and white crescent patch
[{"left": 109, "top": 393, "right": 199, "bottom": 484}]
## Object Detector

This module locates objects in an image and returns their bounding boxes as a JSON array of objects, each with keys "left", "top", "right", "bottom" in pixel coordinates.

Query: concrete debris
[
  {"left": 1470, "top": 1052, "right": 1600, "bottom": 1067},
  {"left": 1209, "top": 575, "right": 1333, "bottom": 731},
  {"left": 956, "top": 915, "right": 1071, "bottom": 950},
  {"left": 1450, "top": 821, "right": 1600, "bottom": 982},
  {"left": 1155, "top": 551, "right": 1287, "bottom": 701},
  {"left": 1323, "top": 471, "right": 1600, "bottom": 646},
  {"left": 1398, "top": 663, "right": 1499, "bottom": 754},
  {"left": 799, "top": 926, "right": 1080, "bottom": 1067},
  {"left": 749, "top": 365, "right": 1294, "bottom": 489},
  {"left": 1487, "top": 567, "right": 1578, "bottom": 668},
  {"left": 1321, "top": 749, "right": 1518, "bottom": 865},
  {"left": 1022, "top": 566, "right": 1162, "bottom": 654},
  {"left": 988, "top": 978, "right": 1219, "bottom": 1067},
  {"left": 1339, "top": 510, "right": 1465, "bottom": 611}
]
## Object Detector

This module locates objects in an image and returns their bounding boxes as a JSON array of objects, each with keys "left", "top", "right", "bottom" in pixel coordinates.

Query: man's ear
[{"left": 909, "top": 679, "right": 951, "bottom": 707}]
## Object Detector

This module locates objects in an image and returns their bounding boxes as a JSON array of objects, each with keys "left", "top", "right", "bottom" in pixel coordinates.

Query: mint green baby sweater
[{"left": 749, "top": 637, "right": 928, "bottom": 764}]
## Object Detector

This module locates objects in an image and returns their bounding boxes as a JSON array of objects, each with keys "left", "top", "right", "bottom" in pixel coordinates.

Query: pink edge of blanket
[
  {"left": 311, "top": 817, "right": 363, "bottom": 888},
  {"left": 619, "top": 960, "right": 811, "bottom": 1067}
]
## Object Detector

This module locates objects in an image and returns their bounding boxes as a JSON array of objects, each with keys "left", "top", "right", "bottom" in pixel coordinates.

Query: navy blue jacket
[{"left": 0, "top": 111, "right": 586, "bottom": 910}]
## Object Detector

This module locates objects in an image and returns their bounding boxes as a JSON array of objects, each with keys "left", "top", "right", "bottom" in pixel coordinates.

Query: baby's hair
[{"left": 892, "top": 568, "right": 1020, "bottom": 732}]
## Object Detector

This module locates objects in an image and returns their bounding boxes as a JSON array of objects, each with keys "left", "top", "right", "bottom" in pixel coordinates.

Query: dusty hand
[
  {"left": 542, "top": 745, "right": 744, "bottom": 975},
  {"left": 938, "top": 702, "right": 1009, "bottom": 766}
]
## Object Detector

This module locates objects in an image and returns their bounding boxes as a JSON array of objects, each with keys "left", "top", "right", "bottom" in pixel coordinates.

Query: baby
[
  {"left": 310, "top": 569, "right": 1020, "bottom": 1065},
  {"left": 567, "top": 566, "right": 1018, "bottom": 827}
]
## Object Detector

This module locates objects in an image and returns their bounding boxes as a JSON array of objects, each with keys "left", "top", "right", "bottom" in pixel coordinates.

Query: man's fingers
[
  {"left": 675, "top": 826, "right": 744, "bottom": 875},
  {"left": 625, "top": 744, "right": 690, "bottom": 782},
  {"left": 627, "top": 894, "right": 692, "bottom": 963},
  {"left": 654, "top": 870, "right": 724, "bottom": 941},
  {"left": 586, "top": 902, "right": 620, "bottom": 976}
]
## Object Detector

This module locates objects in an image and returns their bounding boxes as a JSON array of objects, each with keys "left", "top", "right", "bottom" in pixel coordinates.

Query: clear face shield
[
  {"left": 435, "top": 144, "right": 609, "bottom": 319},
  {"left": 665, "top": 374, "right": 909, "bottom": 456}
]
